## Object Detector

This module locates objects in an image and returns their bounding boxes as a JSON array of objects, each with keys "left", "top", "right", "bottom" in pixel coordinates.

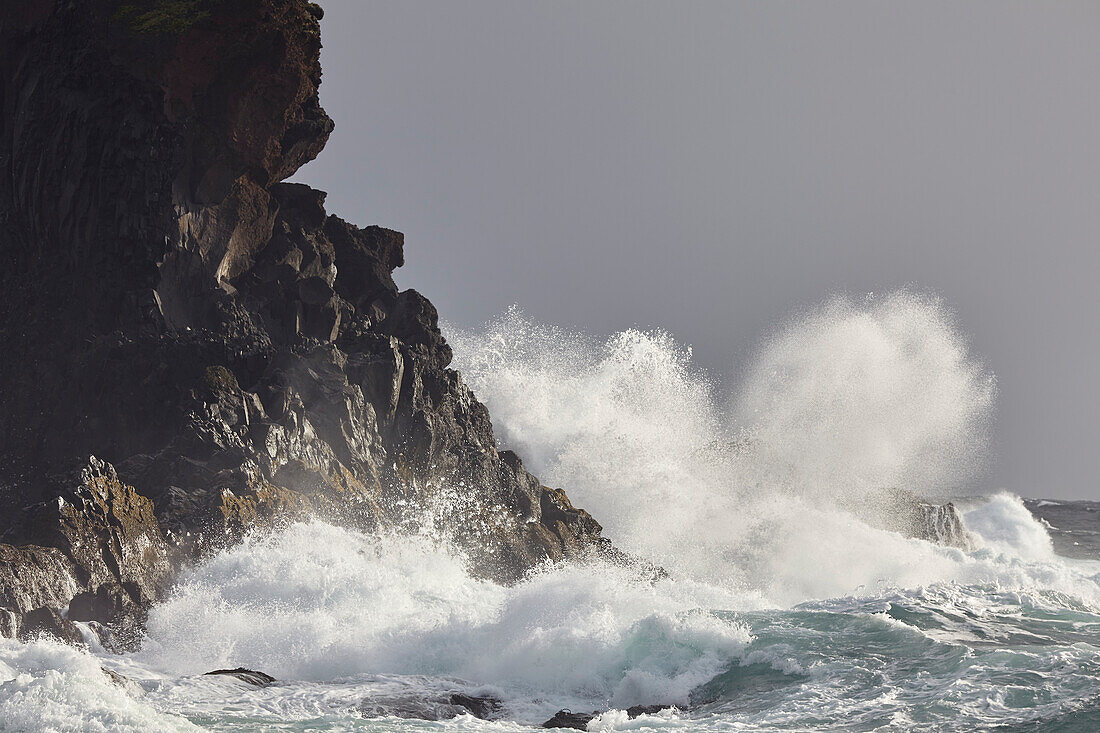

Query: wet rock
[
  {"left": 68, "top": 583, "right": 135, "bottom": 624},
  {"left": 626, "top": 704, "right": 676, "bottom": 717},
  {"left": 909, "top": 501, "right": 973, "bottom": 550},
  {"left": 359, "top": 691, "right": 502, "bottom": 722},
  {"left": 0, "top": 0, "right": 620, "bottom": 638},
  {"left": 448, "top": 693, "right": 503, "bottom": 720},
  {"left": 542, "top": 704, "right": 677, "bottom": 729},
  {"left": 543, "top": 709, "right": 599, "bottom": 729},
  {"left": 0, "top": 457, "right": 172, "bottom": 643},
  {"left": 101, "top": 667, "right": 137, "bottom": 691},
  {"left": 204, "top": 668, "right": 277, "bottom": 687},
  {"left": 873, "top": 490, "right": 974, "bottom": 550},
  {"left": 840, "top": 489, "right": 975, "bottom": 551},
  {"left": 17, "top": 607, "right": 85, "bottom": 647},
  {"left": 0, "top": 609, "right": 17, "bottom": 639}
]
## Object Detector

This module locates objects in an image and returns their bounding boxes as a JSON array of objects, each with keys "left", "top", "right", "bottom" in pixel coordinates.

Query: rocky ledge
[{"left": 0, "top": 0, "right": 618, "bottom": 644}]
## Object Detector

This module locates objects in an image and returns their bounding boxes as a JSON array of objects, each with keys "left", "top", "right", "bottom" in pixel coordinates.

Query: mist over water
[{"left": 4, "top": 290, "right": 1100, "bottom": 732}]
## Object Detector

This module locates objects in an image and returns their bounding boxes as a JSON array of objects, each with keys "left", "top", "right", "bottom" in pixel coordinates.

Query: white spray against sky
[
  {"left": 446, "top": 291, "right": 998, "bottom": 598},
  {"left": 733, "top": 292, "right": 996, "bottom": 500}
]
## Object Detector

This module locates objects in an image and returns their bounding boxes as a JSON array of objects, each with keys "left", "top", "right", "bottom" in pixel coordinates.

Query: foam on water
[
  {"left": 131, "top": 522, "right": 750, "bottom": 718},
  {"left": 0, "top": 638, "right": 200, "bottom": 732},
  {"left": 3, "top": 290, "right": 1100, "bottom": 731}
]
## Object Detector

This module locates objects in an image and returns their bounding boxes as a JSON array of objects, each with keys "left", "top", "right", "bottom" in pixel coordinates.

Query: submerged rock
[
  {"left": 543, "top": 710, "right": 598, "bottom": 730},
  {"left": 359, "top": 691, "right": 503, "bottom": 721},
  {"left": 101, "top": 666, "right": 142, "bottom": 695},
  {"left": 448, "top": 693, "right": 503, "bottom": 720},
  {"left": 626, "top": 704, "right": 676, "bottom": 717},
  {"left": 542, "top": 705, "right": 677, "bottom": 729},
  {"left": 204, "top": 668, "right": 277, "bottom": 687},
  {"left": 0, "top": 0, "right": 617, "bottom": 637}
]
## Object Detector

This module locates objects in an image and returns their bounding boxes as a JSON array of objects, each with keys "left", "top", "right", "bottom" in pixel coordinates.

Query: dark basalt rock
[
  {"left": 543, "top": 710, "right": 599, "bottom": 729},
  {"left": 542, "top": 705, "right": 676, "bottom": 729},
  {"left": 627, "top": 704, "right": 676, "bottom": 717},
  {"left": 0, "top": 0, "right": 617, "bottom": 641},
  {"left": 204, "top": 668, "right": 277, "bottom": 687},
  {"left": 448, "top": 693, "right": 503, "bottom": 720},
  {"left": 0, "top": 456, "right": 171, "bottom": 647},
  {"left": 359, "top": 691, "right": 503, "bottom": 722},
  {"left": 16, "top": 607, "right": 85, "bottom": 647}
]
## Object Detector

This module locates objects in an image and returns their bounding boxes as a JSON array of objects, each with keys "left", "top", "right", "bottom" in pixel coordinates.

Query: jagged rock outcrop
[
  {"left": 0, "top": 457, "right": 172, "bottom": 645},
  {"left": 0, "top": 0, "right": 615, "bottom": 642},
  {"left": 906, "top": 501, "right": 973, "bottom": 551},
  {"left": 872, "top": 489, "right": 974, "bottom": 550}
]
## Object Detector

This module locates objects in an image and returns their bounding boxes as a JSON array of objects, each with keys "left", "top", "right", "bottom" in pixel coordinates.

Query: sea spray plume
[
  {"left": 446, "top": 306, "right": 721, "bottom": 470},
  {"left": 732, "top": 290, "right": 997, "bottom": 505},
  {"left": 446, "top": 293, "right": 998, "bottom": 602},
  {"left": 446, "top": 307, "right": 728, "bottom": 574}
]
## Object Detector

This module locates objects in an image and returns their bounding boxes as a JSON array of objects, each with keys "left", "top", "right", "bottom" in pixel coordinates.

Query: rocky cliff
[{"left": 0, "top": 0, "right": 615, "bottom": 644}]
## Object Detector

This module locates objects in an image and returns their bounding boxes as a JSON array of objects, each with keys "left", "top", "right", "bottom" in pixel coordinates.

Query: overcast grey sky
[{"left": 296, "top": 1, "right": 1100, "bottom": 499}]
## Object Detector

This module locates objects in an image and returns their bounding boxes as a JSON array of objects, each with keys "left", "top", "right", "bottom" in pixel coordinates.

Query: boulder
[{"left": 543, "top": 710, "right": 599, "bottom": 729}]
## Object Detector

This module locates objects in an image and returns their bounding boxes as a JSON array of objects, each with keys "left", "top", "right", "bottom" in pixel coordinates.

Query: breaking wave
[{"left": 446, "top": 291, "right": 1000, "bottom": 601}]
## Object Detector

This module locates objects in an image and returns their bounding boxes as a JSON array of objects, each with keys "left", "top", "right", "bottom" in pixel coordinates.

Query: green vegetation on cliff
[{"left": 112, "top": 0, "right": 211, "bottom": 35}]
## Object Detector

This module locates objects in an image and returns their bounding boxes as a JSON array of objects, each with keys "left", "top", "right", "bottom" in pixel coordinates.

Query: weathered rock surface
[
  {"left": 0, "top": 456, "right": 172, "bottom": 645},
  {"left": 907, "top": 501, "right": 973, "bottom": 551},
  {"left": 874, "top": 489, "right": 975, "bottom": 550},
  {"left": 0, "top": 0, "right": 616, "bottom": 642}
]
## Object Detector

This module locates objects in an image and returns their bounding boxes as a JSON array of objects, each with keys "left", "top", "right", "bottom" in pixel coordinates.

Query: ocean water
[{"left": 4, "top": 291, "right": 1100, "bottom": 733}]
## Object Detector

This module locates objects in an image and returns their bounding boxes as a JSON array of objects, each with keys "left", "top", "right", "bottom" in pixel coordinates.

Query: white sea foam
[
  {"left": 0, "top": 638, "right": 199, "bottom": 733},
  {"left": 130, "top": 522, "right": 750, "bottom": 719}
]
